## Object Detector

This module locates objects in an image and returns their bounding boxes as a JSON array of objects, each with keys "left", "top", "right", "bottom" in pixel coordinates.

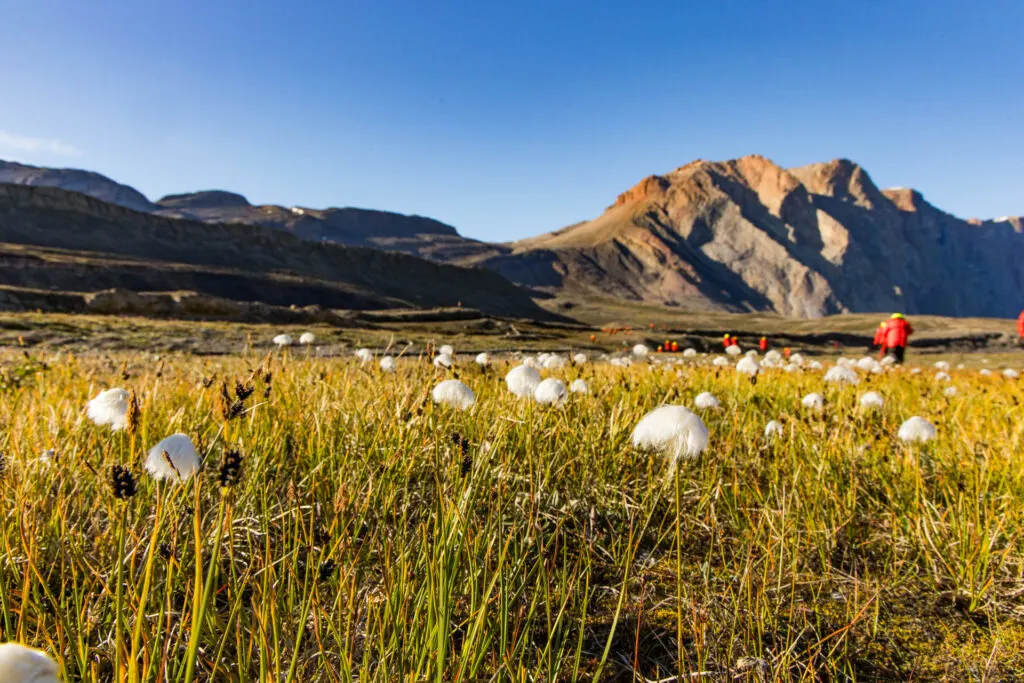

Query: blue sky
[{"left": 1, "top": 0, "right": 1022, "bottom": 240}]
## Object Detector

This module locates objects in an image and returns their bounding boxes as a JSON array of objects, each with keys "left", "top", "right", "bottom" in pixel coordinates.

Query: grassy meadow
[{"left": 1, "top": 344, "right": 1024, "bottom": 681}]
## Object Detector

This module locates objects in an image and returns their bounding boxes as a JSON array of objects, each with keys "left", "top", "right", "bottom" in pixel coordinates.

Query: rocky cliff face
[
  {"left": 0, "top": 160, "right": 156, "bottom": 212},
  {"left": 465, "top": 155, "right": 1023, "bottom": 318}
]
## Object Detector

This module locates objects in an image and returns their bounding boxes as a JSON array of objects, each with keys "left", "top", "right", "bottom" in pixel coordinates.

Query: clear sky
[{"left": 1, "top": 0, "right": 1022, "bottom": 240}]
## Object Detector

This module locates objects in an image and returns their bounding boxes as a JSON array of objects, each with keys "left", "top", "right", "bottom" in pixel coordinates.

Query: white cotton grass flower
[
  {"left": 712, "top": 356, "right": 730, "bottom": 367},
  {"left": 379, "top": 356, "right": 396, "bottom": 373},
  {"left": 631, "top": 405, "right": 709, "bottom": 462},
  {"left": 694, "top": 392, "right": 720, "bottom": 410},
  {"left": 764, "top": 350, "right": 783, "bottom": 364},
  {"left": 956, "top": 364, "right": 965, "bottom": 370},
  {"left": 910, "top": 367, "right": 922, "bottom": 375},
  {"left": 944, "top": 386, "right": 958, "bottom": 397},
  {"left": 299, "top": 332, "right": 316, "bottom": 345},
  {"left": 0, "top": 643, "right": 60, "bottom": 683},
  {"left": 808, "top": 360, "right": 824, "bottom": 370},
  {"left": 355, "top": 348, "right": 373, "bottom": 363},
  {"left": 725, "top": 344, "right": 742, "bottom": 357},
  {"left": 856, "top": 357, "right": 882, "bottom": 374},
  {"left": 683, "top": 348, "right": 698, "bottom": 358},
  {"left": 521, "top": 355, "right": 540, "bottom": 368},
  {"left": 86, "top": 388, "right": 130, "bottom": 431},
  {"left": 534, "top": 378, "right": 568, "bottom": 405},
  {"left": 1004, "top": 369, "right": 1020, "bottom": 379},
  {"left": 859, "top": 391, "right": 884, "bottom": 409},
  {"left": 272, "top": 334, "right": 293, "bottom": 347},
  {"left": 474, "top": 352, "right": 490, "bottom": 366},
  {"left": 736, "top": 356, "right": 760, "bottom": 376},
  {"left": 610, "top": 356, "right": 633, "bottom": 368},
  {"left": 789, "top": 353, "right": 805, "bottom": 366},
  {"left": 784, "top": 363, "right": 800, "bottom": 373},
  {"left": 980, "top": 368, "right": 992, "bottom": 377},
  {"left": 433, "top": 353, "right": 453, "bottom": 369},
  {"left": 824, "top": 366, "right": 860, "bottom": 385},
  {"left": 935, "top": 371, "right": 951, "bottom": 382},
  {"left": 145, "top": 433, "right": 201, "bottom": 483},
  {"left": 880, "top": 355, "right": 897, "bottom": 367},
  {"left": 633, "top": 344, "right": 650, "bottom": 358},
  {"left": 802, "top": 393, "right": 825, "bottom": 411},
  {"left": 505, "top": 364, "right": 541, "bottom": 398},
  {"left": 898, "top": 416, "right": 937, "bottom": 443},
  {"left": 542, "top": 354, "right": 567, "bottom": 370},
  {"left": 572, "top": 352, "right": 588, "bottom": 365},
  {"left": 439, "top": 344, "right": 455, "bottom": 357},
  {"left": 764, "top": 420, "right": 784, "bottom": 439},
  {"left": 569, "top": 378, "right": 589, "bottom": 394},
  {"left": 432, "top": 379, "right": 475, "bottom": 410},
  {"left": 934, "top": 361, "right": 950, "bottom": 371}
]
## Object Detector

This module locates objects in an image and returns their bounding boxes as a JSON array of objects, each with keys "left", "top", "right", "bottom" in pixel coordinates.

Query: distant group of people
[{"left": 872, "top": 313, "right": 914, "bottom": 363}]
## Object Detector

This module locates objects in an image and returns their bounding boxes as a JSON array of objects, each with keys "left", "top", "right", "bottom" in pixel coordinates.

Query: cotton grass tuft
[
  {"left": 145, "top": 433, "right": 201, "bottom": 483},
  {"left": 694, "top": 392, "right": 720, "bottom": 410},
  {"left": 534, "top": 378, "right": 568, "bottom": 405},
  {"left": 569, "top": 378, "right": 589, "bottom": 394},
  {"left": 898, "top": 417, "right": 937, "bottom": 443},
  {"left": 802, "top": 393, "right": 825, "bottom": 411},
  {"left": 87, "top": 388, "right": 130, "bottom": 431},
  {"left": 859, "top": 391, "right": 884, "bottom": 409},
  {"left": 505, "top": 364, "right": 541, "bottom": 398},
  {"left": 736, "top": 356, "right": 759, "bottom": 376},
  {"left": 0, "top": 643, "right": 60, "bottom": 683},
  {"left": 272, "top": 334, "right": 293, "bottom": 348},
  {"left": 432, "top": 379, "right": 475, "bottom": 410},
  {"left": 631, "top": 405, "right": 709, "bottom": 462},
  {"left": 825, "top": 366, "right": 860, "bottom": 385},
  {"left": 379, "top": 356, "right": 396, "bottom": 373}
]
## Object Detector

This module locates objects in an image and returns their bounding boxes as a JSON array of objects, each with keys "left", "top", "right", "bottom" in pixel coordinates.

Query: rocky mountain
[
  {"left": 0, "top": 160, "right": 156, "bottom": 212},
  {"left": 456, "top": 156, "right": 1024, "bottom": 318},
  {"left": 0, "top": 183, "right": 558, "bottom": 321},
  {"left": 2, "top": 155, "right": 1021, "bottom": 319}
]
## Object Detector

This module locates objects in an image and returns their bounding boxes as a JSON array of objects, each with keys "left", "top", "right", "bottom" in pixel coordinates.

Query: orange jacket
[
  {"left": 1018, "top": 310, "right": 1024, "bottom": 338},
  {"left": 759, "top": 338, "right": 768, "bottom": 351},
  {"left": 883, "top": 318, "right": 913, "bottom": 348}
]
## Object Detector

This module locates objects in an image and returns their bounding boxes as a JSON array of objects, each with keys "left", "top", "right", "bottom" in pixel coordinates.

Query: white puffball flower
[
  {"left": 859, "top": 391, "right": 884, "bottom": 409},
  {"left": 0, "top": 643, "right": 60, "bottom": 683},
  {"left": 543, "top": 354, "right": 567, "bottom": 370},
  {"left": 379, "top": 356, "right": 396, "bottom": 373},
  {"left": 824, "top": 366, "right": 860, "bottom": 385},
  {"left": 569, "top": 378, "right": 589, "bottom": 394},
  {"left": 980, "top": 368, "right": 992, "bottom": 377},
  {"left": 572, "top": 352, "right": 588, "bottom": 365},
  {"left": 898, "top": 416, "right": 937, "bottom": 443},
  {"left": 935, "top": 371, "right": 951, "bottom": 382},
  {"left": 86, "top": 388, "right": 130, "bottom": 431},
  {"left": 789, "top": 353, "right": 805, "bottom": 366},
  {"left": 439, "top": 344, "right": 455, "bottom": 357},
  {"left": 910, "top": 367, "right": 922, "bottom": 375},
  {"left": 505, "top": 364, "right": 541, "bottom": 398},
  {"left": 145, "top": 433, "right": 201, "bottom": 483},
  {"left": 764, "top": 420, "right": 784, "bottom": 439},
  {"left": 944, "top": 386, "right": 958, "bottom": 397},
  {"left": 694, "top": 392, "right": 720, "bottom": 410},
  {"left": 725, "top": 344, "right": 742, "bottom": 356},
  {"left": 474, "top": 352, "right": 490, "bottom": 366},
  {"left": 355, "top": 348, "right": 373, "bottom": 363},
  {"left": 802, "top": 393, "right": 825, "bottom": 411},
  {"left": 880, "top": 355, "right": 897, "bottom": 367},
  {"left": 784, "top": 363, "right": 800, "bottom": 373},
  {"left": 633, "top": 344, "right": 650, "bottom": 358},
  {"left": 934, "top": 361, "right": 950, "bottom": 371},
  {"left": 764, "top": 350, "right": 783, "bottom": 364},
  {"left": 432, "top": 379, "right": 475, "bottom": 410},
  {"left": 956, "top": 364, "right": 965, "bottom": 370},
  {"left": 631, "top": 405, "right": 709, "bottom": 461},
  {"left": 610, "top": 357, "right": 633, "bottom": 368},
  {"left": 534, "top": 378, "right": 568, "bottom": 405},
  {"left": 683, "top": 348, "right": 697, "bottom": 358},
  {"left": 808, "top": 360, "right": 824, "bottom": 370},
  {"left": 272, "top": 334, "right": 293, "bottom": 347},
  {"left": 736, "top": 356, "right": 760, "bottom": 376},
  {"left": 1004, "top": 369, "right": 1020, "bottom": 379},
  {"left": 712, "top": 356, "right": 730, "bottom": 367},
  {"left": 299, "top": 332, "right": 316, "bottom": 345},
  {"left": 856, "top": 357, "right": 882, "bottom": 374},
  {"left": 433, "top": 353, "right": 453, "bottom": 369}
]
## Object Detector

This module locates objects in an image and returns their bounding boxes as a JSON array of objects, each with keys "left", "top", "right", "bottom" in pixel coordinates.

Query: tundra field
[{"left": 2, "top": 336, "right": 1024, "bottom": 682}]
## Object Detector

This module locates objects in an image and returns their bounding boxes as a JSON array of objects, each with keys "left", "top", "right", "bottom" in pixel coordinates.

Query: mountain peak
[
  {"left": 612, "top": 174, "right": 669, "bottom": 208},
  {"left": 157, "top": 190, "right": 252, "bottom": 210}
]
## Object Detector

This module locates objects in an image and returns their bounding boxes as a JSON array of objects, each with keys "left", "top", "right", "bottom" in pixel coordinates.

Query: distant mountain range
[{"left": 1, "top": 156, "right": 1021, "bottom": 319}]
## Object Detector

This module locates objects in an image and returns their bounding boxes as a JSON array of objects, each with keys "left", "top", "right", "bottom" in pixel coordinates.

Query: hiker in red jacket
[
  {"left": 759, "top": 336, "right": 768, "bottom": 352},
  {"left": 1018, "top": 310, "right": 1024, "bottom": 341},
  {"left": 883, "top": 313, "right": 914, "bottom": 364}
]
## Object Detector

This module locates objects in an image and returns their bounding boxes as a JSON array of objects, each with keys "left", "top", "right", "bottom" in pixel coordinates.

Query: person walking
[
  {"left": 883, "top": 313, "right": 914, "bottom": 364},
  {"left": 759, "top": 336, "right": 768, "bottom": 352},
  {"left": 1018, "top": 310, "right": 1024, "bottom": 342}
]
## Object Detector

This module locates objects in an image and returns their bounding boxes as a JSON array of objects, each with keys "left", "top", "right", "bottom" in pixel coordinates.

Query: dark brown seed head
[
  {"left": 109, "top": 465, "right": 137, "bottom": 500},
  {"left": 125, "top": 389, "right": 141, "bottom": 437},
  {"left": 218, "top": 449, "right": 243, "bottom": 488},
  {"left": 235, "top": 382, "right": 255, "bottom": 401},
  {"left": 158, "top": 542, "right": 174, "bottom": 561}
]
